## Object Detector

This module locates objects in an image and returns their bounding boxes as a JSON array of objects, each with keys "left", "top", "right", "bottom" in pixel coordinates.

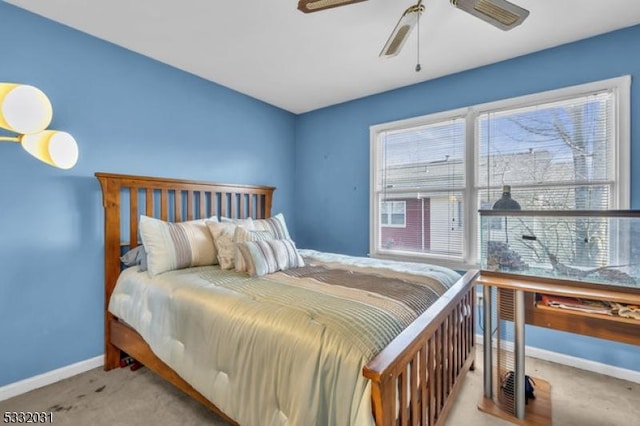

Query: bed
[{"left": 96, "top": 172, "right": 478, "bottom": 426}]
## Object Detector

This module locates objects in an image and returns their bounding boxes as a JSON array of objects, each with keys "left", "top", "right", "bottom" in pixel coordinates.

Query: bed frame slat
[
  {"left": 129, "top": 189, "right": 138, "bottom": 248},
  {"left": 160, "top": 189, "right": 168, "bottom": 220},
  {"left": 428, "top": 338, "right": 436, "bottom": 425},
  {"left": 186, "top": 190, "right": 194, "bottom": 220},
  {"left": 198, "top": 191, "right": 205, "bottom": 218},
  {"left": 248, "top": 194, "right": 255, "bottom": 219},
  {"left": 232, "top": 193, "right": 238, "bottom": 218},
  {"left": 240, "top": 194, "right": 246, "bottom": 219},
  {"left": 221, "top": 193, "right": 228, "bottom": 218},
  {"left": 175, "top": 191, "right": 182, "bottom": 222},
  {"left": 145, "top": 189, "right": 153, "bottom": 217},
  {"left": 410, "top": 352, "right": 419, "bottom": 424},
  {"left": 420, "top": 343, "right": 428, "bottom": 423},
  {"left": 446, "top": 316, "right": 452, "bottom": 397}
]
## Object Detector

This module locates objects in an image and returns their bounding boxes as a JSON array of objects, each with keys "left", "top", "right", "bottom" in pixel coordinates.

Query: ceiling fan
[{"left": 298, "top": 0, "right": 530, "bottom": 60}]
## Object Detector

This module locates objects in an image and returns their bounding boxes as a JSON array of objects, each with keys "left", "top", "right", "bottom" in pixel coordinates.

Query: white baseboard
[
  {"left": 475, "top": 334, "right": 640, "bottom": 384},
  {"left": 0, "top": 355, "right": 104, "bottom": 402},
  {"left": 2, "top": 338, "right": 639, "bottom": 403}
]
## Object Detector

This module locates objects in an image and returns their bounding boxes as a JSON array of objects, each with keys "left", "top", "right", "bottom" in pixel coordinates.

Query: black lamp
[
  {"left": 493, "top": 185, "right": 520, "bottom": 243},
  {"left": 493, "top": 185, "right": 521, "bottom": 210}
]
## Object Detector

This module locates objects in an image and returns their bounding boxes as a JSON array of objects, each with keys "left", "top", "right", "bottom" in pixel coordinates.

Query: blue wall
[
  {"left": 295, "top": 25, "right": 640, "bottom": 371},
  {"left": 0, "top": 3, "right": 296, "bottom": 387},
  {"left": 2, "top": 0, "right": 639, "bottom": 388}
]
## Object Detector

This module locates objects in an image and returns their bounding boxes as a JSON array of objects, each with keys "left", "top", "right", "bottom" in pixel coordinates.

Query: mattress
[{"left": 109, "top": 249, "right": 461, "bottom": 426}]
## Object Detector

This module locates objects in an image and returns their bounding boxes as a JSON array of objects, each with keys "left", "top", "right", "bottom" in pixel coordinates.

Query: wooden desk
[{"left": 475, "top": 272, "right": 640, "bottom": 424}]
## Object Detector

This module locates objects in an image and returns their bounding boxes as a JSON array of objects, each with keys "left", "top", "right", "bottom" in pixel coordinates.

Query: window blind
[
  {"left": 376, "top": 117, "right": 466, "bottom": 259},
  {"left": 370, "top": 77, "right": 627, "bottom": 268},
  {"left": 478, "top": 91, "right": 615, "bottom": 267},
  {"left": 478, "top": 91, "right": 614, "bottom": 210}
]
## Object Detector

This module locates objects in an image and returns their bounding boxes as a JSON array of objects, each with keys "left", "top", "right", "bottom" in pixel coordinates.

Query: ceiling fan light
[
  {"left": 451, "top": 0, "right": 529, "bottom": 30},
  {"left": 380, "top": 3, "right": 424, "bottom": 58},
  {"left": 298, "top": 0, "right": 367, "bottom": 13}
]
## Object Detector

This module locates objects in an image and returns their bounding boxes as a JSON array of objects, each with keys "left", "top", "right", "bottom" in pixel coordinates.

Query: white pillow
[
  {"left": 253, "top": 213, "right": 291, "bottom": 240},
  {"left": 206, "top": 218, "right": 254, "bottom": 270},
  {"left": 139, "top": 215, "right": 219, "bottom": 276},
  {"left": 233, "top": 227, "right": 275, "bottom": 273},
  {"left": 237, "top": 239, "right": 304, "bottom": 277}
]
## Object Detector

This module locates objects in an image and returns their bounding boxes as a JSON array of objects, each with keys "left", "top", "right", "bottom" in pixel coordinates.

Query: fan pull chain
[{"left": 415, "top": 8, "right": 421, "bottom": 72}]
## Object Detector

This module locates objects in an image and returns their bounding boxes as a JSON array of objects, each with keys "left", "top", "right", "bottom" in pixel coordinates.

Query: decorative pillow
[
  {"left": 233, "top": 227, "right": 275, "bottom": 273},
  {"left": 206, "top": 218, "right": 254, "bottom": 270},
  {"left": 120, "top": 245, "right": 148, "bottom": 272},
  {"left": 139, "top": 215, "right": 218, "bottom": 276},
  {"left": 237, "top": 239, "right": 304, "bottom": 277},
  {"left": 253, "top": 213, "right": 291, "bottom": 240}
]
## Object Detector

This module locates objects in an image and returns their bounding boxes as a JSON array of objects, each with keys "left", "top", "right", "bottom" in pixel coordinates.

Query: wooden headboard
[{"left": 95, "top": 172, "right": 275, "bottom": 369}]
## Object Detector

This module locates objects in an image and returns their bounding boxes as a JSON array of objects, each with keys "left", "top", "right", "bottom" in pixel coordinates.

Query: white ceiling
[{"left": 7, "top": 0, "right": 640, "bottom": 114}]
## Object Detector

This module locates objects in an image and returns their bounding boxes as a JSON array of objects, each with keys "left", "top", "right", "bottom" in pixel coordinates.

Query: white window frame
[
  {"left": 380, "top": 200, "right": 407, "bottom": 228},
  {"left": 370, "top": 76, "right": 630, "bottom": 270}
]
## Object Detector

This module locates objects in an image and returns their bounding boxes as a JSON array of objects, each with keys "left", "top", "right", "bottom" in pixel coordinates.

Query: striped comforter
[{"left": 109, "top": 249, "right": 461, "bottom": 426}]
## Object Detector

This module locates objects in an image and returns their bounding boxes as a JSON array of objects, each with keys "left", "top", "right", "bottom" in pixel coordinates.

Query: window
[
  {"left": 370, "top": 76, "right": 630, "bottom": 269},
  {"left": 381, "top": 201, "right": 406, "bottom": 227}
]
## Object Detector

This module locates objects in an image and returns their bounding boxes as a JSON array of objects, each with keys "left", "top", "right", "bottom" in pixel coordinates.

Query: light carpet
[{"left": 1, "top": 347, "right": 638, "bottom": 425}]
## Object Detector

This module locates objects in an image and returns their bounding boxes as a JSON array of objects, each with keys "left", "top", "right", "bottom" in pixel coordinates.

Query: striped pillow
[
  {"left": 233, "top": 227, "right": 275, "bottom": 273},
  {"left": 253, "top": 213, "right": 291, "bottom": 240},
  {"left": 139, "top": 215, "right": 218, "bottom": 276},
  {"left": 237, "top": 239, "right": 304, "bottom": 277}
]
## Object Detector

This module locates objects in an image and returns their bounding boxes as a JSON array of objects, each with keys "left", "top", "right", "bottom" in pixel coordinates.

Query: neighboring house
[
  {"left": 380, "top": 195, "right": 465, "bottom": 256},
  {"left": 380, "top": 198, "right": 431, "bottom": 251},
  {"left": 380, "top": 149, "right": 567, "bottom": 256}
]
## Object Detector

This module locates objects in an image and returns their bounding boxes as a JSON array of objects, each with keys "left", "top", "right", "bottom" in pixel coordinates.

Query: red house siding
[{"left": 380, "top": 198, "right": 431, "bottom": 252}]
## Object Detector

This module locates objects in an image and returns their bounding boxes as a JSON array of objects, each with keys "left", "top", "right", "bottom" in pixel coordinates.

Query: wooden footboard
[{"left": 364, "top": 270, "right": 478, "bottom": 426}]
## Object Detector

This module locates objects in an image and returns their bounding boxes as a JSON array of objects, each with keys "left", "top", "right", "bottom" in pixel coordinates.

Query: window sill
[{"left": 369, "top": 250, "right": 477, "bottom": 272}]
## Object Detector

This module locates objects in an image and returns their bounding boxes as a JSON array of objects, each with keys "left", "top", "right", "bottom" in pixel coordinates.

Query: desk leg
[
  {"left": 483, "top": 285, "right": 493, "bottom": 400},
  {"left": 514, "top": 289, "right": 526, "bottom": 420}
]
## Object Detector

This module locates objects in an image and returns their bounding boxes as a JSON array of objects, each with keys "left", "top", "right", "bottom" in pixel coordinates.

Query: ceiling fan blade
[
  {"left": 450, "top": 0, "right": 529, "bottom": 30},
  {"left": 380, "top": 2, "right": 425, "bottom": 58},
  {"left": 298, "top": 0, "right": 368, "bottom": 13}
]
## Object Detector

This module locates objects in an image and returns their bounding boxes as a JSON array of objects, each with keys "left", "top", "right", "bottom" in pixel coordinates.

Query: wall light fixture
[{"left": 0, "top": 83, "right": 78, "bottom": 169}]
